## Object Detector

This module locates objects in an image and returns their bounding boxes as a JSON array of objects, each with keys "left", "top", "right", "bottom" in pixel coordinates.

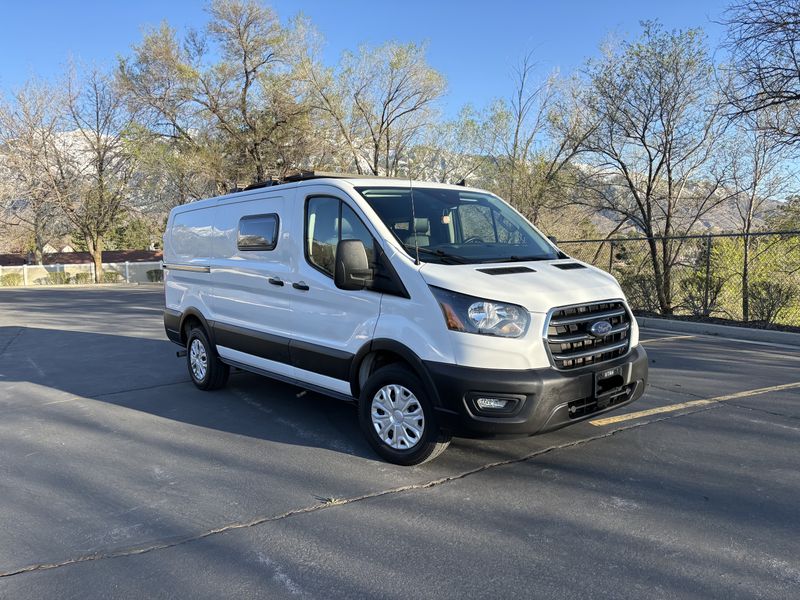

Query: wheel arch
[
  {"left": 179, "top": 308, "right": 215, "bottom": 346},
  {"left": 349, "top": 339, "right": 442, "bottom": 408}
]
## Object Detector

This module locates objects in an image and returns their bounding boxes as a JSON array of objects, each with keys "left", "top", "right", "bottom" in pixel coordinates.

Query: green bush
[
  {"left": 146, "top": 269, "right": 163, "bottom": 282},
  {"left": 749, "top": 281, "right": 797, "bottom": 324},
  {"left": 0, "top": 273, "right": 23, "bottom": 287},
  {"left": 617, "top": 271, "right": 661, "bottom": 313},
  {"left": 676, "top": 270, "right": 725, "bottom": 317},
  {"left": 102, "top": 271, "right": 122, "bottom": 283},
  {"left": 73, "top": 272, "right": 93, "bottom": 284},
  {"left": 47, "top": 272, "right": 71, "bottom": 285}
]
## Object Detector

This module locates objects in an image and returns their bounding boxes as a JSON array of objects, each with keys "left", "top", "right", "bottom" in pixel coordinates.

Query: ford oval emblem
[{"left": 589, "top": 320, "right": 613, "bottom": 338}]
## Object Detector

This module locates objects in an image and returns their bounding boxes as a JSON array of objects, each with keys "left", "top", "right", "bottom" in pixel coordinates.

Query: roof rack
[
  {"left": 229, "top": 170, "right": 390, "bottom": 194},
  {"left": 242, "top": 177, "right": 281, "bottom": 191},
  {"left": 282, "top": 170, "right": 385, "bottom": 182}
]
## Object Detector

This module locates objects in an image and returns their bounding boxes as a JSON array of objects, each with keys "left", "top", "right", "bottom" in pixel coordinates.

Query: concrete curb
[{"left": 637, "top": 316, "right": 800, "bottom": 348}]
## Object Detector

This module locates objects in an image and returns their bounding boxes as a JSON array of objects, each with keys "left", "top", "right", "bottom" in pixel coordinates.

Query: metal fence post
[
  {"left": 703, "top": 233, "right": 712, "bottom": 316},
  {"left": 125, "top": 261, "right": 130, "bottom": 283},
  {"left": 22, "top": 264, "right": 28, "bottom": 286}
]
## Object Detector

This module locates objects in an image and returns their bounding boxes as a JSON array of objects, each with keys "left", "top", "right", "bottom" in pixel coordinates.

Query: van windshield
[{"left": 355, "top": 187, "right": 560, "bottom": 265}]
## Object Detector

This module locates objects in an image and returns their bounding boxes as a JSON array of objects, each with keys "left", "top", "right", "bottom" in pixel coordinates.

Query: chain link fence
[{"left": 558, "top": 231, "right": 800, "bottom": 328}]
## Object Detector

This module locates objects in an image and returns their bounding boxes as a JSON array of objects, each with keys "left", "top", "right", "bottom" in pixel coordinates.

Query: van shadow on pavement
[{"left": 0, "top": 325, "right": 376, "bottom": 461}]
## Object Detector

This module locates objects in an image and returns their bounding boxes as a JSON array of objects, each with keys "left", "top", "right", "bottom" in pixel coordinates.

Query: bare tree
[
  {"left": 303, "top": 41, "right": 445, "bottom": 176},
  {"left": 723, "top": 0, "right": 800, "bottom": 147},
  {"left": 725, "top": 111, "right": 793, "bottom": 319},
  {"left": 0, "top": 80, "right": 67, "bottom": 262},
  {"left": 407, "top": 105, "right": 498, "bottom": 183},
  {"left": 489, "top": 55, "right": 596, "bottom": 226},
  {"left": 576, "top": 22, "right": 732, "bottom": 314},
  {"left": 49, "top": 67, "right": 135, "bottom": 282}
]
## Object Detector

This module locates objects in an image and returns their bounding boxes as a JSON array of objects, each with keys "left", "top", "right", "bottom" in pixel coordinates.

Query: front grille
[
  {"left": 546, "top": 300, "right": 631, "bottom": 370},
  {"left": 568, "top": 384, "right": 635, "bottom": 419}
]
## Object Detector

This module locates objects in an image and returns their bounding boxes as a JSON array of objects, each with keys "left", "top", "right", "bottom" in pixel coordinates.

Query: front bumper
[{"left": 425, "top": 345, "right": 648, "bottom": 438}]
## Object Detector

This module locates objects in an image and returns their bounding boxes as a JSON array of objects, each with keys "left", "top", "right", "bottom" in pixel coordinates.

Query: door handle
[
  {"left": 268, "top": 277, "right": 284, "bottom": 286},
  {"left": 292, "top": 281, "right": 309, "bottom": 291}
]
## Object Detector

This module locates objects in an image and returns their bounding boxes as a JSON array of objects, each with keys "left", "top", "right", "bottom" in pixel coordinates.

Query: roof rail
[
  {"left": 283, "top": 170, "right": 384, "bottom": 182},
  {"left": 243, "top": 177, "right": 281, "bottom": 191},
  {"left": 230, "top": 170, "right": 387, "bottom": 194}
]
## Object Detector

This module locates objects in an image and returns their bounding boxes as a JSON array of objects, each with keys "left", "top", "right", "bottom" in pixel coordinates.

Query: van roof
[{"left": 172, "top": 172, "right": 489, "bottom": 212}]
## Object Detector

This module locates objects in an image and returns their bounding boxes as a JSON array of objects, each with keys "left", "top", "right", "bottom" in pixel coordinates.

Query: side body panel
[
  {"left": 209, "top": 191, "right": 297, "bottom": 382},
  {"left": 163, "top": 204, "right": 216, "bottom": 326}
]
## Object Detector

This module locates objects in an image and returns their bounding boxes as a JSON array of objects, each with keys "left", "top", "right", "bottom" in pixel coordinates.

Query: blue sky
[{"left": 2, "top": 0, "right": 730, "bottom": 116}]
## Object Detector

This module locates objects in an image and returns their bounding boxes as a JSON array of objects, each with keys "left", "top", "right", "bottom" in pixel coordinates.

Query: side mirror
[
  {"left": 547, "top": 235, "right": 558, "bottom": 245},
  {"left": 334, "top": 239, "right": 372, "bottom": 290}
]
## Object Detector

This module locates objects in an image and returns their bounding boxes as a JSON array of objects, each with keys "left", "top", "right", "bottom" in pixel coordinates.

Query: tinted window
[
  {"left": 237, "top": 214, "right": 279, "bottom": 251},
  {"left": 341, "top": 204, "right": 376, "bottom": 264},
  {"left": 306, "top": 197, "right": 376, "bottom": 277},
  {"left": 306, "top": 197, "right": 340, "bottom": 274}
]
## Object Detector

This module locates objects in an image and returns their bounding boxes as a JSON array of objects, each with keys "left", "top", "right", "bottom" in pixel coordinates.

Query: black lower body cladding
[
  {"left": 425, "top": 345, "right": 648, "bottom": 438},
  {"left": 163, "top": 308, "right": 648, "bottom": 439},
  {"left": 164, "top": 308, "right": 182, "bottom": 345}
]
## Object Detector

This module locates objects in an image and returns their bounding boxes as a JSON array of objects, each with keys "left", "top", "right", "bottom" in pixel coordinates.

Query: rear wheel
[
  {"left": 186, "top": 327, "right": 229, "bottom": 390},
  {"left": 359, "top": 365, "right": 450, "bottom": 465}
]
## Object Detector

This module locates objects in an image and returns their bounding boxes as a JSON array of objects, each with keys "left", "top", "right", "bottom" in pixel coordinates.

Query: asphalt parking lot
[{"left": 0, "top": 286, "right": 798, "bottom": 599}]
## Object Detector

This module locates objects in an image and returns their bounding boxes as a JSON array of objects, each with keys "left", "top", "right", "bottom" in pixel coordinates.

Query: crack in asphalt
[
  {"left": 0, "top": 400, "right": 725, "bottom": 580},
  {"left": 0, "top": 327, "right": 25, "bottom": 359},
  {"left": 647, "top": 383, "right": 707, "bottom": 400},
  {"left": 724, "top": 401, "right": 800, "bottom": 421}
]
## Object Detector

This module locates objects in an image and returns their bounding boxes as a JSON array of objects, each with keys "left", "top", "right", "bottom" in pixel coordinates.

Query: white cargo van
[{"left": 163, "top": 172, "right": 648, "bottom": 464}]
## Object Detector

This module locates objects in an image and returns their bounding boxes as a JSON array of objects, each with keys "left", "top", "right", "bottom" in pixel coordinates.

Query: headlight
[{"left": 429, "top": 286, "right": 530, "bottom": 338}]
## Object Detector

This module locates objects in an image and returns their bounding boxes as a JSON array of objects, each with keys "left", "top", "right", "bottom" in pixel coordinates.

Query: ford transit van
[{"left": 163, "top": 172, "right": 648, "bottom": 465}]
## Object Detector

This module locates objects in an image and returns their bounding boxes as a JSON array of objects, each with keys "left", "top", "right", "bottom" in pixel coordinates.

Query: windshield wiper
[{"left": 403, "top": 244, "right": 468, "bottom": 264}]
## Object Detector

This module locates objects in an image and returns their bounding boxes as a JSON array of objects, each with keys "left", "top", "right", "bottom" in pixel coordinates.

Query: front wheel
[
  {"left": 186, "top": 327, "right": 229, "bottom": 390},
  {"left": 359, "top": 365, "right": 450, "bottom": 465}
]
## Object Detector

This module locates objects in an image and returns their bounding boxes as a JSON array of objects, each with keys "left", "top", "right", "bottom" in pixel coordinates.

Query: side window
[
  {"left": 459, "top": 205, "right": 497, "bottom": 243},
  {"left": 494, "top": 212, "right": 525, "bottom": 244},
  {"left": 340, "top": 204, "right": 376, "bottom": 265},
  {"left": 306, "top": 197, "right": 340, "bottom": 275},
  {"left": 306, "top": 197, "right": 376, "bottom": 277},
  {"left": 238, "top": 214, "right": 279, "bottom": 251}
]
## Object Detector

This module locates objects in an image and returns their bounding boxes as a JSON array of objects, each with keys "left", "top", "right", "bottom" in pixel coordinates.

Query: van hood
[{"left": 418, "top": 260, "right": 624, "bottom": 313}]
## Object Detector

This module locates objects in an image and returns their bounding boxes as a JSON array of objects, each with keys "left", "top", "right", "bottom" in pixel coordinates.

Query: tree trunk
[
  {"left": 645, "top": 235, "right": 670, "bottom": 314},
  {"left": 34, "top": 218, "right": 45, "bottom": 265},
  {"left": 87, "top": 237, "right": 104, "bottom": 283},
  {"left": 660, "top": 236, "right": 674, "bottom": 315},
  {"left": 742, "top": 234, "right": 750, "bottom": 321}
]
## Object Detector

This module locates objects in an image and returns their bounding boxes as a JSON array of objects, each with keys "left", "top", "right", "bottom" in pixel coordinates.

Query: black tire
[
  {"left": 186, "top": 326, "right": 229, "bottom": 391},
  {"left": 359, "top": 364, "right": 451, "bottom": 465}
]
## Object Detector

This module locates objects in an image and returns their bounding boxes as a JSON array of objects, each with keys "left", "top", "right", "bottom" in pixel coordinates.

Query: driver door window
[{"left": 306, "top": 197, "right": 376, "bottom": 277}]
